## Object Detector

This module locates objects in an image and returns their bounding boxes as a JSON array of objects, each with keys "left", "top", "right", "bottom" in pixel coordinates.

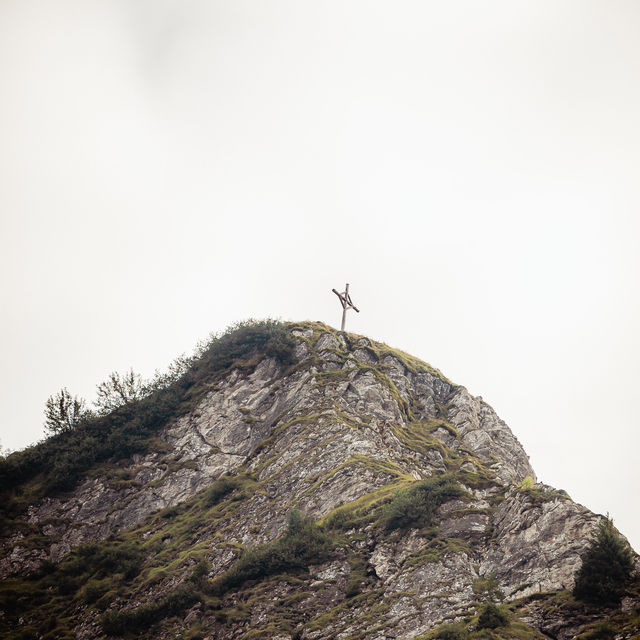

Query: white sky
[{"left": 1, "top": 1, "right": 639, "bottom": 550}]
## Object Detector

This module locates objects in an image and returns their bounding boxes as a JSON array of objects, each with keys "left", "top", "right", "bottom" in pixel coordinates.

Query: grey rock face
[
  {"left": 447, "top": 388, "right": 535, "bottom": 484},
  {"left": 481, "top": 488, "right": 597, "bottom": 600},
  {"left": 0, "top": 324, "right": 629, "bottom": 640}
]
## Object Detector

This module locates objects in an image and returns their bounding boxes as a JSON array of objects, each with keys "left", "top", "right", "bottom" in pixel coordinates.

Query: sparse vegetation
[
  {"left": 515, "top": 478, "right": 570, "bottom": 504},
  {"left": 0, "top": 468, "right": 250, "bottom": 638},
  {"left": 44, "top": 387, "right": 92, "bottom": 434},
  {"left": 472, "top": 574, "right": 505, "bottom": 603},
  {"left": 202, "top": 474, "right": 242, "bottom": 507},
  {"left": 0, "top": 535, "right": 146, "bottom": 638},
  {"left": 519, "top": 476, "right": 534, "bottom": 490},
  {"left": 580, "top": 621, "right": 617, "bottom": 640},
  {"left": 379, "top": 473, "right": 463, "bottom": 530},
  {"left": 94, "top": 369, "right": 146, "bottom": 415},
  {"left": 65, "top": 541, "right": 144, "bottom": 580},
  {"left": 210, "top": 510, "right": 332, "bottom": 596},
  {"left": 101, "top": 582, "right": 201, "bottom": 636},
  {"left": 345, "top": 554, "right": 369, "bottom": 598},
  {"left": 2, "top": 321, "right": 638, "bottom": 640},
  {"left": 433, "top": 624, "right": 467, "bottom": 640},
  {"left": 323, "top": 478, "right": 412, "bottom": 531},
  {"left": 0, "top": 320, "right": 296, "bottom": 510}
]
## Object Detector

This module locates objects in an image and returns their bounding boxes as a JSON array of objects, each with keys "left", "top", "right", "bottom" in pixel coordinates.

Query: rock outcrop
[{"left": 0, "top": 321, "right": 636, "bottom": 640}]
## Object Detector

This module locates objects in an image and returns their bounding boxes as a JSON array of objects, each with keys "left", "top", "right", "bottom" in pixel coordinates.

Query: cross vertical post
[
  {"left": 341, "top": 283, "right": 349, "bottom": 331},
  {"left": 332, "top": 283, "right": 360, "bottom": 332}
]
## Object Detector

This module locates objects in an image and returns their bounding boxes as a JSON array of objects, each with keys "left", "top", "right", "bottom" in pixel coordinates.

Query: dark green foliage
[
  {"left": 42, "top": 616, "right": 57, "bottom": 633},
  {"left": 37, "top": 540, "right": 144, "bottom": 600},
  {"left": 210, "top": 510, "right": 332, "bottom": 595},
  {"left": 344, "top": 577, "right": 361, "bottom": 599},
  {"left": 476, "top": 603, "right": 509, "bottom": 630},
  {"left": 472, "top": 574, "right": 504, "bottom": 603},
  {"left": 435, "top": 624, "right": 467, "bottom": 640},
  {"left": 95, "top": 369, "right": 145, "bottom": 415},
  {"left": 345, "top": 555, "right": 368, "bottom": 598},
  {"left": 581, "top": 622, "right": 617, "bottom": 640},
  {"left": 78, "top": 578, "right": 111, "bottom": 604},
  {"left": 203, "top": 475, "right": 240, "bottom": 507},
  {"left": 65, "top": 542, "right": 143, "bottom": 580},
  {"left": 573, "top": 516, "right": 635, "bottom": 605},
  {"left": 100, "top": 560, "right": 210, "bottom": 636},
  {"left": 0, "top": 538, "right": 144, "bottom": 635},
  {"left": 101, "top": 583, "right": 200, "bottom": 636},
  {"left": 191, "top": 319, "right": 296, "bottom": 375},
  {"left": 0, "top": 320, "right": 295, "bottom": 515},
  {"left": 56, "top": 574, "right": 83, "bottom": 596},
  {"left": 324, "top": 505, "right": 360, "bottom": 531},
  {"left": 0, "top": 507, "right": 214, "bottom": 637},
  {"left": 44, "top": 388, "right": 91, "bottom": 434},
  {"left": 380, "top": 474, "right": 463, "bottom": 530}
]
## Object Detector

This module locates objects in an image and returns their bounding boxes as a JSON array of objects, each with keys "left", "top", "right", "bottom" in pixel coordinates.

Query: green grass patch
[
  {"left": 0, "top": 320, "right": 296, "bottom": 518},
  {"left": 403, "top": 535, "right": 472, "bottom": 566},
  {"left": 322, "top": 478, "right": 413, "bottom": 531},
  {"left": 515, "top": 479, "right": 570, "bottom": 504},
  {"left": 101, "top": 581, "right": 201, "bottom": 636},
  {"left": 209, "top": 510, "right": 332, "bottom": 596},
  {"left": 379, "top": 474, "right": 464, "bottom": 531}
]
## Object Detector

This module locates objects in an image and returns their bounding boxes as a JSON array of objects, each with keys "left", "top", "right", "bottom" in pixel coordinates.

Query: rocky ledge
[{"left": 0, "top": 321, "right": 636, "bottom": 640}]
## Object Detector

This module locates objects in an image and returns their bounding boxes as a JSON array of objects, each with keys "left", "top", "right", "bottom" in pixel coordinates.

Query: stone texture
[
  {"left": 481, "top": 489, "right": 598, "bottom": 599},
  {"left": 1, "top": 324, "right": 635, "bottom": 640}
]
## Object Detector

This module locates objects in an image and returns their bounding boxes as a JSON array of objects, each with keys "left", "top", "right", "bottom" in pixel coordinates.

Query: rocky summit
[{"left": 0, "top": 321, "right": 638, "bottom": 640}]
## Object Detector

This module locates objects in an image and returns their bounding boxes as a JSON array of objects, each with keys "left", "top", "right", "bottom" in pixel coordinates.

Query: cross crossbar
[{"left": 332, "top": 283, "right": 359, "bottom": 331}]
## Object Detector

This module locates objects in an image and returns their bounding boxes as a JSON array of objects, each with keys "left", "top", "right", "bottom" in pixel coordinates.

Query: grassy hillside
[{"left": 0, "top": 320, "right": 296, "bottom": 528}]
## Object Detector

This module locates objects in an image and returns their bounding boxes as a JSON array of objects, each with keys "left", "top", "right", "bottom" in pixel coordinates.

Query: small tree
[
  {"left": 473, "top": 573, "right": 505, "bottom": 603},
  {"left": 477, "top": 603, "right": 509, "bottom": 629},
  {"left": 147, "top": 354, "right": 192, "bottom": 391},
  {"left": 94, "top": 369, "right": 145, "bottom": 415},
  {"left": 573, "top": 515, "right": 635, "bottom": 605},
  {"left": 44, "top": 388, "right": 90, "bottom": 434}
]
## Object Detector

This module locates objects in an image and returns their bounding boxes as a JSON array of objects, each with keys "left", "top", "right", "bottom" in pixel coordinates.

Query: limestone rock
[{"left": 0, "top": 322, "right": 635, "bottom": 640}]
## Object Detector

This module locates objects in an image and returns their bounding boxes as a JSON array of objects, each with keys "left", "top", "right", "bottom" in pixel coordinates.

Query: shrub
[
  {"left": 344, "top": 555, "right": 368, "bottom": 598},
  {"left": 0, "top": 320, "right": 296, "bottom": 507},
  {"left": 44, "top": 388, "right": 92, "bottom": 434},
  {"left": 64, "top": 542, "right": 143, "bottom": 580},
  {"left": 78, "top": 578, "right": 111, "bottom": 604},
  {"left": 203, "top": 475, "right": 240, "bottom": 507},
  {"left": 192, "top": 320, "right": 296, "bottom": 376},
  {"left": 94, "top": 369, "right": 146, "bottom": 415},
  {"left": 472, "top": 574, "right": 504, "bottom": 603},
  {"left": 573, "top": 515, "right": 635, "bottom": 605},
  {"left": 210, "top": 510, "right": 331, "bottom": 595},
  {"left": 477, "top": 603, "right": 509, "bottom": 629},
  {"left": 56, "top": 574, "right": 83, "bottom": 596},
  {"left": 518, "top": 476, "right": 534, "bottom": 490},
  {"left": 101, "top": 583, "right": 200, "bottom": 636},
  {"left": 582, "top": 621, "right": 617, "bottom": 640},
  {"left": 380, "top": 474, "right": 463, "bottom": 530},
  {"left": 324, "top": 504, "right": 359, "bottom": 531},
  {"left": 435, "top": 624, "right": 467, "bottom": 640}
]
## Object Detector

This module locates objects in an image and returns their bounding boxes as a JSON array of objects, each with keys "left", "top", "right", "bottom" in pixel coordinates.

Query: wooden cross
[{"left": 332, "top": 283, "right": 359, "bottom": 332}]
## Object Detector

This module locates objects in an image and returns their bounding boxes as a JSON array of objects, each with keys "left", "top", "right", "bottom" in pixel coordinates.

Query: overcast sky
[{"left": 1, "top": 1, "right": 639, "bottom": 550}]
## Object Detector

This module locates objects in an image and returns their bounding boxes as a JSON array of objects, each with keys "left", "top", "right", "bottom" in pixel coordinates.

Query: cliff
[{"left": 0, "top": 321, "right": 638, "bottom": 640}]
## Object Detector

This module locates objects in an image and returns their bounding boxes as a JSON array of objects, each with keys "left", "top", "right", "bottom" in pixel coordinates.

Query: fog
[{"left": 1, "top": 1, "right": 639, "bottom": 549}]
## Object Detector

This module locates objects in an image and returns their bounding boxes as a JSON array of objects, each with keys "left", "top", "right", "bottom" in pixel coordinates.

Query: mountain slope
[{"left": 0, "top": 321, "right": 637, "bottom": 640}]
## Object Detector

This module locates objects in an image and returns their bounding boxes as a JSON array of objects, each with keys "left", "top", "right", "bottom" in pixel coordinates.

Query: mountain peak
[{"left": 0, "top": 321, "right": 636, "bottom": 639}]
